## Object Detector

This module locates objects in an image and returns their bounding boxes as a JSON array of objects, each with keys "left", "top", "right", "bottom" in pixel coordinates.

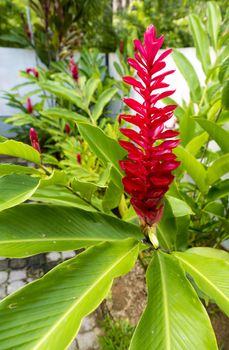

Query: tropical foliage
[{"left": 0, "top": 2, "right": 228, "bottom": 349}]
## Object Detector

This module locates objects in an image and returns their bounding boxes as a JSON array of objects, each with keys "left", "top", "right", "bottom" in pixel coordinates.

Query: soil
[{"left": 106, "top": 260, "right": 229, "bottom": 349}]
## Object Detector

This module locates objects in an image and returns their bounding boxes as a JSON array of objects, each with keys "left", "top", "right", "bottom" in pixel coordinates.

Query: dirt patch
[
  {"left": 105, "top": 259, "right": 229, "bottom": 348},
  {"left": 107, "top": 261, "right": 147, "bottom": 325}
]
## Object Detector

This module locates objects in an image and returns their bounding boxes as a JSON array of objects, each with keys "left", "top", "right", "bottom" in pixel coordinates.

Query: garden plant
[{"left": 0, "top": 2, "right": 228, "bottom": 349}]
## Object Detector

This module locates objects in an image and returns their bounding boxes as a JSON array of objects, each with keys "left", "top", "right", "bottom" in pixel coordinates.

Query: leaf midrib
[
  {"left": 32, "top": 243, "right": 138, "bottom": 350},
  {"left": 158, "top": 253, "right": 171, "bottom": 350}
]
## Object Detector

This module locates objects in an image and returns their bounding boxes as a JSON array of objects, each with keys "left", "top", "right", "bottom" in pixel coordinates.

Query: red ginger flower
[
  {"left": 26, "top": 67, "right": 39, "bottom": 78},
  {"left": 26, "top": 97, "right": 33, "bottom": 114},
  {"left": 65, "top": 123, "right": 71, "bottom": 134},
  {"left": 29, "top": 128, "right": 41, "bottom": 153},
  {"left": 119, "top": 25, "right": 180, "bottom": 228},
  {"left": 76, "top": 152, "right": 81, "bottom": 164},
  {"left": 69, "top": 56, "right": 79, "bottom": 81}
]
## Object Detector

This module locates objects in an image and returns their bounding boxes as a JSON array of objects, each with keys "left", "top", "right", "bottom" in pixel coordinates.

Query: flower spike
[
  {"left": 29, "top": 128, "right": 41, "bottom": 153},
  {"left": 119, "top": 25, "right": 180, "bottom": 230}
]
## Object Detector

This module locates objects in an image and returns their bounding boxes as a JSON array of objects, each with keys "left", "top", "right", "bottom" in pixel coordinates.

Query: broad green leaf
[
  {"left": 77, "top": 123, "right": 126, "bottom": 187},
  {"left": 195, "top": 118, "right": 229, "bottom": 153},
  {"left": 0, "top": 239, "right": 139, "bottom": 349},
  {"left": 157, "top": 198, "right": 190, "bottom": 251},
  {"left": 207, "top": 179, "right": 229, "bottom": 201},
  {"left": 0, "top": 140, "right": 40, "bottom": 164},
  {"left": 84, "top": 78, "right": 100, "bottom": 105},
  {"left": 40, "top": 82, "right": 87, "bottom": 112},
  {"left": 0, "top": 174, "right": 40, "bottom": 212},
  {"left": 129, "top": 251, "right": 217, "bottom": 350},
  {"left": 0, "top": 204, "right": 142, "bottom": 257},
  {"left": 187, "top": 247, "right": 229, "bottom": 263},
  {"left": 174, "top": 146, "right": 208, "bottom": 193},
  {"left": 31, "top": 185, "right": 96, "bottom": 211},
  {"left": 207, "top": 154, "right": 229, "bottom": 184},
  {"left": 180, "top": 108, "right": 196, "bottom": 146},
  {"left": 204, "top": 201, "right": 225, "bottom": 218},
  {"left": 185, "top": 132, "right": 208, "bottom": 156},
  {"left": 0, "top": 163, "right": 40, "bottom": 176},
  {"left": 207, "top": 2, "right": 222, "bottom": 51},
  {"left": 102, "top": 180, "right": 122, "bottom": 211},
  {"left": 92, "top": 88, "right": 117, "bottom": 121},
  {"left": 172, "top": 50, "right": 202, "bottom": 103},
  {"left": 189, "top": 14, "right": 211, "bottom": 75},
  {"left": 40, "top": 108, "right": 87, "bottom": 123},
  {"left": 166, "top": 195, "right": 194, "bottom": 216},
  {"left": 72, "top": 178, "right": 101, "bottom": 202},
  {"left": 175, "top": 250, "right": 229, "bottom": 317}
]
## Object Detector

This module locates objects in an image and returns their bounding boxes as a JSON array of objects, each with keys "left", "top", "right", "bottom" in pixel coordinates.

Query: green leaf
[
  {"left": 189, "top": 14, "right": 211, "bottom": 75},
  {"left": 207, "top": 179, "right": 229, "bottom": 201},
  {"left": 174, "top": 146, "right": 208, "bottom": 193},
  {"left": 172, "top": 50, "right": 202, "bottom": 103},
  {"left": 40, "top": 82, "right": 87, "bottom": 112},
  {"left": 166, "top": 195, "right": 194, "bottom": 216},
  {"left": 72, "top": 178, "right": 101, "bottom": 202},
  {"left": 196, "top": 118, "right": 229, "bottom": 153},
  {"left": 0, "top": 239, "right": 139, "bottom": 349},
  {"left": 0, "top": 204, "right": 142, "bottom": 257},
  {"left": 92, "top": 88, "right": 117, "bottom": 121},
  {"left": 175, "top": 250, "right": 229, "bottom": 317},
  {"left": 0, "top": 163, "right": 40, "bottom": 176},
  {"left": 207, "top": 1, "right": 222, "bottom": 51},
  {"left": 185, "top": 132, "right": 208, "bottom": 156},
  {"left": 222, "top": 81, "right": 229, "bottom": 110},
  {"left": 31, "top": 185, "right": 96, "bottom": 211},
  {"left": 0, "top": 140, "right": 41, "bottom": 164},
  {"left": 207, "top": 154, "right": 229, "bottom": 184},
  {"left": 102, "top": 180, "right": 122, "bottom": 211},
  {"left": 187, "top": 247, "right": 229, "bottom": 263},
  {"left": 129, "top": 251, "right": 217, "bottom": 350},
  {"left": 0, "top": 174, "right": 40, "bottom": 212},
  {"left": 40, "top": 108, "right": 87, "bottom": 123},
  {"left": 77, "top": 123, "right": 126, "bottom": 187},
  {"left": 84, "top": 78, "right": 100, "bottom": 105}
]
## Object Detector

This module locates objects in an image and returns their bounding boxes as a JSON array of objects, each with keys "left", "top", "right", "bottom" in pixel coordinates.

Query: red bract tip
[
  {"left": 69, "top": 56, "right": 79, "bottom": 81},
  {"left": 119, "top": 25, "right": 180, "bottom": 227},
  {"left": 65, "top": 123, "right": 71, "bottom": 134},
  {"left": 26, "top": 67, "right": 39, "bottom": 78},
  {"left": 26, "top": 97, "right": 33, "bottom": 114},
  {"left": 76, "top": 152, "right": 81, "bottom": 164},
  {"left": 29, "top": 128, "right": 41, "bottom": 153}
]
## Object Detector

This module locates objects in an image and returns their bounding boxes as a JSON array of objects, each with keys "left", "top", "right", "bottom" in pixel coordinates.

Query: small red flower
[
  {"left": 29, "top": 128, "right": 41, "bottom": 153},
  {"left": 119, "top": 25, "right": 180, "bottom": 228},
  {"left": 69, "top": 56, "right": 79, "bottom": 81},
  {"left": 76, "top": 152, "right": 81, "bottom": 164},
  {"left": 65, "top": 123, "right": 71, "bottom": 134},
  {"left": 26, "top": 97, "right": 33, "bottom": 114},
  {"left": 26, "top": 67, "right": 39, "bottom": 78}
]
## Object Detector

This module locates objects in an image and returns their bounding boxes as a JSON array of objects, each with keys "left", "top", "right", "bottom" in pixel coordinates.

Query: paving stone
[
  {"left": 9, "top": 269, "right": 26, "bottom": 282},
  {"left": 7, "top": 280, "right": 25, "bottom": 294},
  {"left": 46, "top": 252, "right": 61, "bottom": 262},
  {"left": 0, "top": 286, "right": 6, "bottom": 299},
  {"left": 62, "top": 251, "right": 76, "bottom": 260},
  {"left": 10, "top": 258, "right": 26, "bottom": 269},
  {"left": 77, "top": 331, "right": 99, "bottom": 350},
  {"left": 0, "top": 271, "right": 8, "bottom": 284},
  {"left": 28, "top": 254, "right": 46, "bottom": 268},
  {"left": 80, "top": 316, "right": 96, "bottom": 333}
]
